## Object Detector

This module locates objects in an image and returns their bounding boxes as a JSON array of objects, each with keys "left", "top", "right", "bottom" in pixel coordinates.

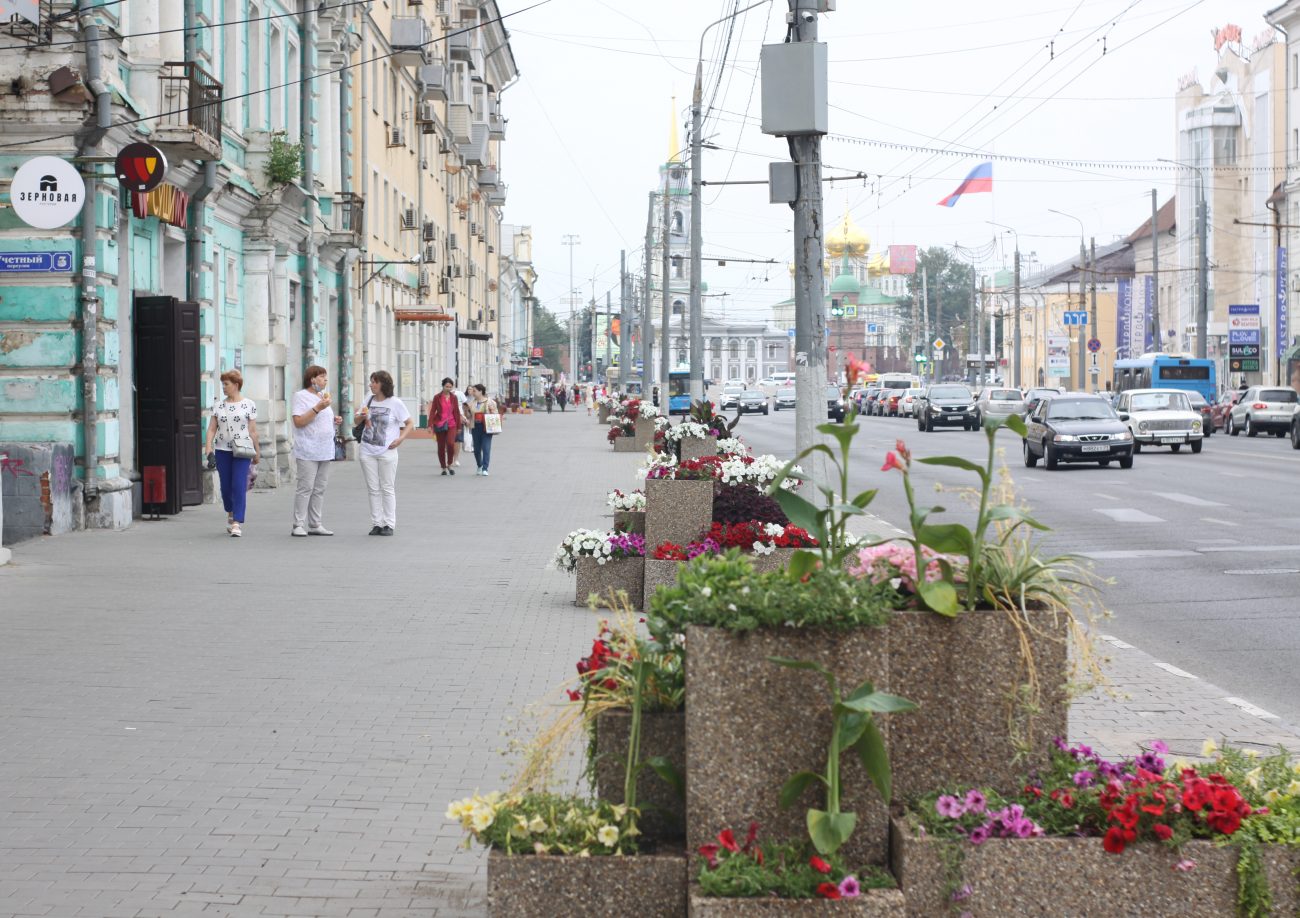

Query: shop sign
[
  {"left": 9, "top": 156, "right": 85, "bottom": 229},
  {"left": 130, "top": 183, "right": 189, "bottom": 228},
  {"left": 115, "top": 142, "right": 168, "bottom": 192}
]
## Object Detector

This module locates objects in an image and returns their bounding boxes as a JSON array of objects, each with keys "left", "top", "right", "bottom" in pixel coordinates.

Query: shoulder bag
[
  {"left": 231, "top": 435, "right": 257, "bottom": 460},
  {"left": 351, "top": 396, "right": 373, "bottom": 442},
  {"left": 483, "top": 401, "right": 503, "bottom": 435}
]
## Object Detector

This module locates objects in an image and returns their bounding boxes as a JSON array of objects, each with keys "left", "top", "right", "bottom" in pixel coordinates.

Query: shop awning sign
[
  {"left": 8, "top": 156, "right": 85, "bottom": 230},
  {"left": 115, "top": 142, "right": 168, "bottom": 192}
]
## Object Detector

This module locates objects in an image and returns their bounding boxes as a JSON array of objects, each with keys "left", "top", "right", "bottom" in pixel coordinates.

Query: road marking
[
  {"left": 1199, "top": 544, "right": 1300, "bottom": 553},
  {"left": 1225, "top": 697, "right": 1280, "bottom": 720},
  {"left": 1100, "top": 634, "right": 1134, "bottom": 649},
  {"left": 1095, "top": 492, "right": 1119, "bottom": 501},
  {"left": 1199, "top": 517, "right": 1240, "bottom": 527},
  {"left": 1151, "top": 661, "right": 1197, "bottom": 679},
  {"left": 1220, "top": 471, "right": 1247, "bottom": 478},
  {"left": 1223, "top": 568, "right": 1300, "bottom": 575},
  {"left": 1079, "top": 549, "right": 1199, "bottom": 559},
  {"left": 1095, "top": 508, "right": 1167, "bottom": 523},
  {"left": 1154, "top": 492, "right": 1225, "bottom": 507}
]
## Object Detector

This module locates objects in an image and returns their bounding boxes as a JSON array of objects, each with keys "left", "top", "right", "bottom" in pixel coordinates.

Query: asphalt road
[{"left": 728, "top": 400, "right": 1300, "bottom": 729}]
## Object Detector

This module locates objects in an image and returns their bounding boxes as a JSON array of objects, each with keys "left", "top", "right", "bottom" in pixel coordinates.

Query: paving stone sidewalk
[{"left": 1, "top": 409, "right": 1297, "bottom": 918}]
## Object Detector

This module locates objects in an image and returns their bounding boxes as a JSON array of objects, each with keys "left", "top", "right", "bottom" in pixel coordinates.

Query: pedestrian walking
[
  {"left": 557, "top": 385, "right": 568, "bottom": 412},
  {"left": 545, "top": 388, "right": 554, "bottom": 413},
  {"left": 356, "top": 370, "right": 413, "bottom": 536},
  {"left": 467, "top": 383, "right": 499, "bottom": 476},
  {"left": 454, "top": 383, "right": 470, "bottom": 466},
  {"left": 572, "top": 384, "right": 580, "bottom": 405},
  {"left": 428, "top": 377, "right": 462, "bottom": 475},
  {"left": 290, "top": 364, "right": 343, "bottom": 537},
  {"left": 203, "top": 370, "right": 259, "bottom": 538}
]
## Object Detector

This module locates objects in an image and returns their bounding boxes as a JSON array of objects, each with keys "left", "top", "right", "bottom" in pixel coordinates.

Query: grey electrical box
[
  {"left": 760, "top": 41, "right": 828, "bottom": 136},
  {"left": 769, "top": 162, "right": 798, "bottom": 204}
]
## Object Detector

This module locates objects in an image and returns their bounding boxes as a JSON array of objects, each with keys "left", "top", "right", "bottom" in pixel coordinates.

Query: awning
[
  {"left": 395, "top": 309, "right": 454, "bottom": 322},
  {"left": 458, "top": 329, "right": 492, "bottom": 340}
]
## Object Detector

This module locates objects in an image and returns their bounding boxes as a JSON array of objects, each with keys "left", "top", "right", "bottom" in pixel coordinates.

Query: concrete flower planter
[
  {"left": 679, "top": 436, "right": 719, "bottom": 463},
  {"left": 613, "top": 435, "right": 641, "bottom": 453},
  {"left": 885, "top": 607, "right": 1068, "bottom": 802},
  {"left": 598, "top": 405, "right": 612, "bottom": 424},
  {"left": 643, "top": 557, "right": 683, "bottom": 609},
  {"left": 575, "top": 556, "right": 645, "bottom": 609},
  {"left": 689, "top": 887, "right": 904, "bottom": 917},
  {"left": 747, "top": 547, "right": 797, "bottom": 574},
  {"left": 645, "top": 478, "right": 715, "bottom": 554},
  {"left": 595, "top": 710, "right": 686, "bottom": 843},
  {"left": 889, "top": 816, "right": 1300, "bottom": 918},
  {"left": 488, "top": 849, "right": 687, "bottom": 917},
  {"left": 614, "top": 509, "right": 646, "bottom": 535},
  {"left": 635, "top": 416, "right": 655, "bottom": 449},
  {"left": 685, "top": 626, "right": 891, "bottom": 869}
]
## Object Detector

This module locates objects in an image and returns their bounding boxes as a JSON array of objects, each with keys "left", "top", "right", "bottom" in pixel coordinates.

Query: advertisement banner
[
  {"left": 888, "top": 245, "right": 917, "bottom": 275},
  {"left": 1142, "top": 275, "right": 1154, "bottom": 352},
  {"left": 1047, "top": 334, "right": 1071, "bottom": 378},
  {"left": 1116, "top": 278, "right": 1132, "bottom": 358},
  {"left": 1278, "top": 247, "right": 1288, "bottom": 360}
]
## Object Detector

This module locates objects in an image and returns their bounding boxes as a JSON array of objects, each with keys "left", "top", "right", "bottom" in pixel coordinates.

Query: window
[
  {"left": 221, "top": 0, "right": 241, "bottom": 128},
  {"left": 710, "top": 337, "right": 721, "bottom": 358},
  {"left": 287, "top": 40, "right": 300, "bottom": 140},
  {"left": 672, "top": 256, "right": 682, "bottom": 279},
  {"left": 728, "top": 339, "right": 739, "bottom": 360},
  {"left": 746, "top": 340, "right": 756, "bottom": 359},
  {"left": 672, "top": 211, "right": 683, "bottom": 234},
  {"left": 247, "top": 7, "right": 262, "bottom": 128},
  {"left": 728, "top": 366, "right": 739, "bottom": 380},
  {"left": 269, "top": 26, "right": 283, "bottom": 130}
]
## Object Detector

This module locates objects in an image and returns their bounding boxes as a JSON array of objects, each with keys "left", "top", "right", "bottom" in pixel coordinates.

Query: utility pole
[
  {"left": 1196, "top": 179, "right": 1209, "bottom": 360},
  {"left": 1151, "top": 189, "right": 1162, "bottom": 353},
  {"left": 1013, "top": 249, "right": 1022, "bottom": 388},
  {"left": 561, "top": 234, "right": 580, "bottom": 378},
  {"left": 1077, "top": 239, "right": 1087, "bottom": 391},
  {"left": 689, "top": 57, "right": 706, "bottom": 402},
  {"left": 644, "top": 192, "right": 655, "bottom": 392},
  {"left": 968, "top": 265, "right": 977, "bottom": 385},
  {"left": 921, "top": 264, "right": 931, "bottom": 382},
  {"left": 619, "top": 250, "right": 630, "bottom": 387},
  {"left": 1089, "top": 237, "right": 1097, "bottom": 391},
  {"left": 976, "top": 275, "right": 986, "bottom": 386},
  {"left": 660, "top": 187, "right": 672, "bottom": 387}
]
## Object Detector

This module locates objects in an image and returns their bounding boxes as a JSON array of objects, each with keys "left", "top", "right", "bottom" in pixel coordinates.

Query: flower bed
[
  {"left": 595, "top": 709, "right": 686, "bottom": 842},
  {"left": 680, "top": 435, "right": 719, "bottom": 463},
  {"left": 488, "top": 849, "right": 687, "bottom": 918},
  {"left": 645, "top": 478, "right": 715, "bottom": 555},
  {"left": 607, "top": 489, "right": 646, "bottom": 512},
  {"left": 690, "top": 890, "right": 904, "bottom": 917},
  {"left": 554, "top": 529, "right": 646, "bottom": 574}
]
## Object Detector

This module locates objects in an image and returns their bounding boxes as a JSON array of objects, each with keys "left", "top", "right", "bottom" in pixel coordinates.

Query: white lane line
[
  {"left": 1095, "top": 492, "right": 1119, "bottom": 501},
  {"left": 1199, "top": 517, "right": 1240, "bottom": 527},
  {"left": 1225, "top": 697, "right": 1281, "bottom": 720},
  {"left": 1151, "top": 661, "right": 1198, "bottom": 679},
  {"left": 1095, "top": 508, "right": 1167, "bottom": 523},
  {"left": 1100, "top": 634, "right": 1134, "bottom": 649},
  {"left": 1080, "top": 549, "right": 1199, "bottom": 560},
  {"left": 1154, "top": 492, "right": 1226, "bottom": 507},
  {"left": 1220, "top": 471, "right": 1247, "bottom": 478},
  {"left": 1199, "top": 544, "right": 1300, "bottom": 553}
]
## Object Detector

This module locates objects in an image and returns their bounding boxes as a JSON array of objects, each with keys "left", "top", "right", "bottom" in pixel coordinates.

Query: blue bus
[
  {"left": 1112, "top": 354, "right": 1216, "bottom": 402},
  {"left": 666, "top": 369, "right": 691, "bottom": 415}
]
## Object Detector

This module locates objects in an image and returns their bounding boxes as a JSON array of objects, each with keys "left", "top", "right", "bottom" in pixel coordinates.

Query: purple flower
[
  {"left": 950, "top": 884, "right": 973, "bottom": 903},
  {"left": 968, "top": 824, "right": 991, "bottom": 845},
  {"left": 1072, "top": 770, "right": 1095, "bottom": 788},
  {"left": 1097, "top": 761, "right": 1124, "bottom": 781},
  {"left": 935, "top": 795, "right": 966, "bottom": 819},
  {"left": 1135, "top": 751, "right": 1165, "bottom": 774},
  {"left": 963, "top": 789, "right": 987, "bottom": 815},
  {"left": 1012, "top": 818, "right": 1037, "bottom": 839},
  {"left": 1053, "top": 736, "right": 1069, "bottom": 751},
  {"left": 838, "top": 876, "right": 861, "bottom": 898},
  {"left": 1150, "top": 740, "right": 1169, "bottom": 754}
]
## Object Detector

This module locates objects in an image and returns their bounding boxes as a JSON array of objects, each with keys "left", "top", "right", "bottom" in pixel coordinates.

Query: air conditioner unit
[
  {"left": 423, "top": 244, "right": 436, "bottom": 263},
  {"left": 487, "top": 244, "right": 494, "bottom": 254},
  {"left": 468, "top": 263, "right": 477, "bottom": 277},
  {"left": 438, "top": 276, "right": 450, "bottom": 294},
  {"left": 417, "top": 101, "right": 437, "bottom": 124},
  {"left": 436, "top": 0, "right": 450, "bottom": 14},
  {"left": 422, "top": 220, "right": 436, "bottom": 241},
  {"left": 453, "top": 264, "right": 462, "bottom": 277},
  {"left": 419, "top": 269, "right": 430, "bottom": 288},
  {"left": 449, "top": 232, "right": 458, "bottom": 250},
  {"left": 489, "top": 309, "right": 496, "bottom": 321},
  {"left": 388, "top": 126, "right": 406, "bottom": 147},
  {"left": 401, "top": 207, "right": 417, "bottom": 230}
]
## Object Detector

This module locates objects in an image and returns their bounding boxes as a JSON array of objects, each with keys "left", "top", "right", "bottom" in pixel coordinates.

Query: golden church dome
[{"left": 826, "top": 211, "right": 870, "bottom": 258}]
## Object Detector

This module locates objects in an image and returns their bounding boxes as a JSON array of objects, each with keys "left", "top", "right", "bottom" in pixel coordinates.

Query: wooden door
[{"left": 134, "top": 296, "right": 202, "bottom": 513}]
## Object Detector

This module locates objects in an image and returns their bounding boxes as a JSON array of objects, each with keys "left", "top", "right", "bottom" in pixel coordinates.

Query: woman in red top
[{"left": 428, "top": 377, "right": 462, "bottom": 475}]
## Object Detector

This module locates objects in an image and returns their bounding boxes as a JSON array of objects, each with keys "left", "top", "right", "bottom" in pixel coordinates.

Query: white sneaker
[
  {"left": 291, "top": 525, "right": 308, "bottom": 537},
  {"left": 230, "top": 524, "right": 242, "bottom": 538},
  {"left": 481, "top": 469, "right": 490, "bottom": 477},
  {"left": 307, "top": 527, "right": 334, "bottom": 536}
]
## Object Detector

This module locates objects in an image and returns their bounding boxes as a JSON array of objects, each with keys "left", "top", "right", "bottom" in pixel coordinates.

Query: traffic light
[{"left": 914, "top": 354, "right": 928, "bottom": 363}]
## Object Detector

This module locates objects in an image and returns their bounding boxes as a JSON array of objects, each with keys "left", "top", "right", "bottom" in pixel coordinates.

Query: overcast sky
[{"left": 499, "top": 0, "right": 1281, "bottom": 328}]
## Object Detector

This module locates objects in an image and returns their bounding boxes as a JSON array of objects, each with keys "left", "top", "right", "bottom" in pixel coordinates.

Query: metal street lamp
[
  {"left": 1158, "top": 157, "right": 1209, "bottom": 360},
  {"left": 987, "top": 221, "right": 1021, "bottom": 388}
]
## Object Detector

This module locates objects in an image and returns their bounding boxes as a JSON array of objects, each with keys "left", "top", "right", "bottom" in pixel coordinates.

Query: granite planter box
[
  {"left": 885, "top": 607, "right": 1068, "bottom": 802},
  {"left": 645, "top": 478, "right": 715, "bottom": 554},
  {"left": 643, "top": 557, "right": 683, "bottom": 609},
  {"left": 575, "top": 556, "right": 645, "bottom": 609},
  {"left": 679, "top": 436, "right": 719, "bottom": 463},
  {"left": 685, "top": 625, "right": 891, "bottom": 869},
  {"left": 889, "top": 816, "right": 1300, "bottom": 918},
  {"left": 635, "top": 416, "right": 655, "bottom": 449},
  {"left": 598, "top": 405, "right": 612, "bottom": 424},
  {"left": 613, "top": 435, "right": 641, "bottom": 453},
  {"left": 488, "top": 849, "right": 687, "bottom": 917},
  {"left": 614, "top": 509, "right": 646, "bottom": 535},
  {"left": 689, "top": 887, "right": 904, "bottom": 917},
  {"left": 747, "top": 547, "right": 796, "bottom": 574},
  {"left": 595, "top": 710, "right": 686, "bottom": 843}
]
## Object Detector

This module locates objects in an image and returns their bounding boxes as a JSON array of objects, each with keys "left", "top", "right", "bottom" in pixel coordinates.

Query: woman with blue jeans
[
  {"left": 466, "top": 384, "right": 498, "bottom": 476},
  {"left": 203, "top": 370, "right": 259, "bottom": 538}
]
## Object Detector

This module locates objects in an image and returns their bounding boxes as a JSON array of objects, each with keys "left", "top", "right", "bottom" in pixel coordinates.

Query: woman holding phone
[{"left": 290, "top": 364, "right": 343, "bottom": 536}]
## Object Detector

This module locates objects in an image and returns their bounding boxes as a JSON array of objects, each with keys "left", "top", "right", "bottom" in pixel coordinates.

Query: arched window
[
  {"left": 673, "top": 211, "right": 683, "bottom": 234},
  {"left": 728, "top": 339, "right": 739, "bottom": 361},
  {"left": 710, "top": 337, "right": 722, "bottom": 358},
  {"left": 746, "top": 339, "right": 756, "bottom": 359},
  {"left": 673, "top": 299, "right": 685, "bottom": 315},
  {"left": 672, "top": 256, "right": 683, "bottom": 279}
]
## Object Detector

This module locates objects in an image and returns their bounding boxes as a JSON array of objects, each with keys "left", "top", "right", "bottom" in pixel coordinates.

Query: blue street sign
[
  {"left": 867, "top": 323, "right": 878, "bottom": 333},
  {"left": 1063, "top": 310, "right": 1089, "bottom": 326},
  {"left": 1229, "top": 329, "right": 1260, "bottom": 345},
  {"left": 1228, "top": 303, "right": 1260, "bottom": 315},
  {"left": 787, "top": 328, "right": 796, "bottom": 338},
  {"left": 0, "top": 251, "right": 73, "bottom": 273}
]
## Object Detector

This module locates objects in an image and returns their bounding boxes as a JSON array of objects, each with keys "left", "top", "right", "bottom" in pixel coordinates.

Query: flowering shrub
[
  {"left": 564, "top": 616, "right": 683, "bottom": 711},
  {"left": 638, "top": 403, "right": 660, "bottom": 420},
  {"left": 712, "top": 485, "right": 789, "bottom": 527},
  {"left": 847, "top": 541, "right": 964, "bottom": 593},
  {"left": 607, "top": 418, "right": 636, "bottom": 443},
  {"left": 662, "top": 421, "right": 712, "bottom": 443},
  {"left": 448, "top": 791, "right": 639, "bottom": 856},
  {"left": 645, "top": 455, "right": 724, "bottom": 482},
  {"left": 553, "top": 528, "right": 646, "bottom": 573},
  {"left": 622, "top": 398, "right": 642, "bottom": 421},
  {"left": 720, "top": 454, "right": 803, "bottom": 490},
  {"left": 606, "top": 489, "right": 646, "bottom": 512},
  {"left": 651, "top": 538, "right": 721, "bottom": 561},
  {"left": 703, "top": 521, "right": 818, "bottom": 554},
  {"left": 715, "top": 437, "right": 747, "bottom": 456},
  {"left": 696, "top": 825, "right": 895, "bottom": 900}
]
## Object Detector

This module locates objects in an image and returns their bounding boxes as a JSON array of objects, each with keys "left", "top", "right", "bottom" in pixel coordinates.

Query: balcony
[
  {"left": 489, "top": 112, "right": 505, "bottom": 140},
  {"left": 477, "top": 167, "right": 499, "bottom": 189},
  {"left": 448, "top": 102, "right": 473, "bottom": 143},
  {"left": 418, "top": 63, "right": 448, "bottom": 102},
  {"left": 448, "top": 27, "right": 472, "bottom": 61},
  {"left": 460, "top": 121, "right": 489, "bottom": 165},
  {"left": 391, "top": 17, "right": 432, "bottom": 66},
  {"left": 329, "top": 192, "right": 364, "bottom": 248},
  {"left": 486, "top": 185, "right": 507, "bottom": 208},
  {"left": 155, "top": 61, "right": 223, "bottom": 161}
]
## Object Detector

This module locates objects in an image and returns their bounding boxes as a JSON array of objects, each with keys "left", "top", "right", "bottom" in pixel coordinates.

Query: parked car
[
  {"left": 1209, "top": 390, "right": 1241, "bottom": 432},
  {"left": 1225, "top": 386, "right": 1299, "bottom": 437},
  {"left": 826, "top": 384, "right": 847, "bottom": 422},
  {"left": 1022, "top": 386, "right": 1066, "bottom": 418},
  {"left": 915, "top": 384, "right": 977, "bottom": 431},
  {"left": 1184, "top": 390, "right": 1213, "bottom": 437},
  {"left": 899, "top": 387, "right": 924, "bottom": 418},
  {"left": 973, "top": 387, "right": 1026, "bottom": 427},
  {"left": 1114, "top": 388, "right": 1204, "bottom": 453},
  {"left": 882, "top": 391, "right": 903, "bottom": 417},
  {"left": 736, "top": 389, "right": 769, "bottom": 415},
  {"left": 719, "top": 384, "right": 745, "bottom": 410},
  {"left": 860, "top": 387, "right": 884, "bottom": 416},
  {"left": 773, "top": 386, "right": 796, "bottom": 411},
  {"left": 1023, "top": 394, "right": 1134, "bottom": 469}
]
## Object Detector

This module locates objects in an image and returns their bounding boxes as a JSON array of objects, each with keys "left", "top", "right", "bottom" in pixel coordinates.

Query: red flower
[
  {"left": 1153, "top": 824, "right": 1173, "bottom": 841},
  {"left": 565, "top": 689, "right": 582, "bottom": 702},
  {"left": 1059, "top": 792, "right": 1075, "bottom": 810},
  {"left": 809, "top": 856, "right": 832, "bottom": 875},
  {"left": 894, "top": 439, "right": 911, "bottom": 463},
  {"left": 698, "top": 843, "right": 720, "bottom": 868},
  {"left": 753, "top": 846, "right": 764, "bottom": 866},
  {"left": 816, "top": 882, "right": 842, "bottom": 900},
  {"left": 718, "top": 828, "right": 740, "bottom": 853},
  {"left": 881, "top": 452, "right": 902, "bottom": 473},
  {"left": 1023, "top": 785, "right": 1042, "bottom": 798},
  {"left": 1102, "top": 826, "right": 1128, "bottom": 854},
  {"left": 742, "top": 822, "right": 760, "bottom": 852}
]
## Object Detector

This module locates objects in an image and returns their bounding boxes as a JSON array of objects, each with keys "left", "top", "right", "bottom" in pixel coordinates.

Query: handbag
[
  {"left": 483, "top": 412, "right": 503, "bottom": 435},
  {"left": 333, "top": 437, "right": 347, "bottom": 461},
  {"left": 231, "top": 434, "right": 257, "bottom": 460},
  {"left": 351, "top": 396, "right": 373, "bottom": 442}
]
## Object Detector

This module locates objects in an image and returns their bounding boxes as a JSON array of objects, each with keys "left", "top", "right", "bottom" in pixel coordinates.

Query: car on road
[
  {"left": 1209, "top": 390, "right": 1242, "bottom": 432},
  {"left": 1023, "top": 394, "right": 1134, "bottom": 470},
  {"left": 899, "top": 387, "right": 924, "bottom": 418},
  {"left": 1184, "top": 390, "right": 1213, "bottom": 437},
  {"left": 1225, "top": 386, "right": 1299, "bottom": 437},
  {"left": 826, "top": 384, "right": 847, "bottom": 422},
  {"left": 773, "top": 386, "right": 796, "bottom": 410},
  {"left": 915, "top": 384, "right": 977, "bottom": 431},
  {"left": 859, "top": 386, "right": 883, "bottom": 416},
  {"left": 1114, "top": 388, "right": 1204, "bottom": 453},
  {"left": 736, "top": 389, "right": 769, "bottom": 415},
  {"left": 881, "top": 391, "right": 904, "bottom": 417},
  {"left": 1022, "top": 386, "right": 1066, "bottom": 418},
  {"left": 973, "top": 387, "right": 1026, "bottom": 427},
  {"left": 719, "top": 384, "right": 745, "bottom": 410}
]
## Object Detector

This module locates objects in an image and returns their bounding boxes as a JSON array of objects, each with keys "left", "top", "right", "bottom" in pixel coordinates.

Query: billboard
[
  {"left": 888, "top": 245, "right": 917, "bottom": 275},
  {"left": 1047, "top": 335, "right": 1071, "bottom": 378}
]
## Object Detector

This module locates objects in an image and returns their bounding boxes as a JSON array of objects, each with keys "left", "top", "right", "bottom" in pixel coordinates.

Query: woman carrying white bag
[{"left": 466, "top": 384, "right": 501, "bottom": 476}]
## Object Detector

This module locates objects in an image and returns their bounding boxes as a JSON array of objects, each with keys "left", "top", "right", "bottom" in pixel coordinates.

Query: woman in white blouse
[
  {"left": 203, "top": 370, "right": 259, "bottom": 538},
  {"left": 290, "top": 364, "right": 343, "bottom": 537}
]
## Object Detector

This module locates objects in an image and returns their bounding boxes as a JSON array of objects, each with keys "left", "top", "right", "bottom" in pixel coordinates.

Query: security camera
[{"left": 799, "top": 9, "right": 815, "bottom": 22}]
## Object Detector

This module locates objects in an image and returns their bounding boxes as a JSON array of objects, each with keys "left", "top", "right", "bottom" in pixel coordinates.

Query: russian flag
[{"left": 937, "top": 162, "right": 993, "bottom": 207}]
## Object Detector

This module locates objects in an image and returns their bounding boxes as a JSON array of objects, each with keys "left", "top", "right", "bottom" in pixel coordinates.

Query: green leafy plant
[
  {"left": 265, "top": 131, "right": 303, "bottom": 187},
  {"left": 770, "top": 657, "right": 915, "bottom": 855},
  {"left": 447, "top": 791, "right": 639, "bottom": 855},
  {"left": 689, "top": 399, "right": 739, "bottom": 437},
  {"left": 697, "top": 828, "right": 895, "bottom": 900}
]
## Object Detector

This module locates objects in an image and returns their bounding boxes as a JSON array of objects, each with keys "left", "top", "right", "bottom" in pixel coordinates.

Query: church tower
[{"left": 654, "top": 99, "right": 694, "bottom": 370}]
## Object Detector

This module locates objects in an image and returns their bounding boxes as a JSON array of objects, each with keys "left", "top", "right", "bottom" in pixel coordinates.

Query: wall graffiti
[{"left": 1, "top": 456, "right": 35, "bottom": 478}]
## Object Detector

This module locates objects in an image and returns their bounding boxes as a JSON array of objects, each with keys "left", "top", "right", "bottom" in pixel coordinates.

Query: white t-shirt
[
  {"left": 211, "top": 398, "right": 257, "bottom": 451},
  {"left": 358, "top": 396, "right": 411, "bottom": 457},
  {"left": 292, "top": 388, "right": 336, "bottom": 461}
]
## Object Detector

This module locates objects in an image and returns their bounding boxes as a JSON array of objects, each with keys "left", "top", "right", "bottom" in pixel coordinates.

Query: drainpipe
[
  {"left": 183, "top": 0, "right": 216, "bottom": 443},
  {"left": 338, "top": 40, "right": 356, "bottom": 426},
  {"left": 358, "top": 14, "right": 370, "bottom": 389},
  {"left": 302, "top": 5, "right": 320, "bottom": 365},
  {"left": 77, "top": 15, "right": 112, "bottom": 500}
]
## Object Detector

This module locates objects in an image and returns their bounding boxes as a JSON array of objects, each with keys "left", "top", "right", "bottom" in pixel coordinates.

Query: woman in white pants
[
  {"left": 290, "top": 365, "right": 343, "bottom": 536},
  {"left": 356, "top": 370, "right": 412, "bottom": 536}
]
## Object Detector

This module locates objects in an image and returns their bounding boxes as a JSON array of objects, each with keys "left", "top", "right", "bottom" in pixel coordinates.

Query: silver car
[
  {"left": 899, "top": 387, "right": 924, "bottom": 418},
  {"left": 973, "top": 387, "right": 1026, "bottom": 426},
  {"left": 773, "top": 386, "right": 796, "bottom": 410},
  {"left": 1115, "top": 388, "right": 1203, "bottom": 453},
  {"left": 1225, "top": 386, "right": 1299, "bottom": 437},
  {"left": 719, "top": 385, "right": 745, "bottom": 410}
]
